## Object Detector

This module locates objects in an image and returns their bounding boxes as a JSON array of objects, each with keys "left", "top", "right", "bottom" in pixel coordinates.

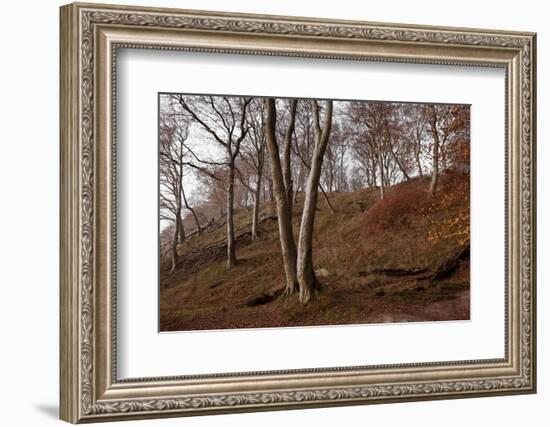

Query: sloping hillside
[{"left": 160, "top": 172, "right": 470, "bottom": 331}]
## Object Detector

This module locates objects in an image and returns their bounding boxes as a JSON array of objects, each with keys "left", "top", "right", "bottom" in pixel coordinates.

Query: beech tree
[
  {"left": 292, "top": 100, "right": 337, "bottom": 213},
  {"left": 296, "top": 100, "right": 333, "bottom": 302},
  {"left": 321, "top": 122, "right": 350, "bottom": 192},
  {"left": 426, "top": 105, "right": 441, "bottom": 195},
  {"left": 281, "top": 99, "right": 298, "bottom": 217},
  {"left": 236, "top": 99, "right": 267, "bottom": 240},
  {"left": 264, "top": 98, "right": 299, "bottom": 294},
  {"left": 424, "top": 104, "right": 469, "bottom": 195},
  {"left": 400, "top": 104, "right": 428, "bottom": 178},
  {"left": 344, "top": 102, "right": 391, "bottom": 199},
  {"left": 159, "top": 115, "right": 189, "bottom": 272},
  {"left": 342, "top": 101, "right": 455, "bottom": 193},
  {"left": 181, "top": 186, "right": 202, "bottom": 235},
  {"left": 264, "top": 98, "right": 333, "bottom": 302},
  {"left": 172, "top": 95, "right": 252, "bottom": 268},
  {"left": 383, "top": 105, "right": 413, "bottom": 181}
]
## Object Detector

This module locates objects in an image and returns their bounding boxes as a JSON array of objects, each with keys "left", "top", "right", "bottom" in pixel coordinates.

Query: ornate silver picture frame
[{"left": 60, "top": 2, "right": 536, "bottom": 423}]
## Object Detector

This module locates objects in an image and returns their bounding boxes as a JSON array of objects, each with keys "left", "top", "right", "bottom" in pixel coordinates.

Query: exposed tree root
[
  {"left": 241, "top": 277, "right": 325, "bottom": 307},
  {"left": 298, "top": 278, "right": 324, "bottom": 304},
  {"left": 209, "top": 281, "right": 224, "bottom": 289},
  {"left": 430, "top": 243, "right": 470, "bottom": 282},
  {"left": 358, "top": 243, "right": 470, "bottom": 283},
  {"left": 359, "top": 267, "right": 428, "bottom": 277},
  {"left": 241, "top": 287, "right": 285, "bottom": 307},
  {"left": 282, "top": 283, "right": 298, "bottom": 296}
]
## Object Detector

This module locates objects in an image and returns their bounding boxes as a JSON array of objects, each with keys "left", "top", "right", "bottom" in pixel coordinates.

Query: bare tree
[
  {"left": 159, "top": 114, "right": 190, "bottom": 272},
  {"left": 321, "top": 121, "right": 350, "bottom": 192},
  {"left": 424, "top": 104, "right": 469, "bottom": 194},
  {"left": 296, "top": 100, "right": 333, "bottom": 303},
  {"left": 181, "top": 186, "right": 202, "bottom": 234},
  {"left": 392, "top": 103, "right": 430, "bottom": 179},
  {"left": 426, "top": 105, "right": 441, "bottom": 194},
  {"left": 282, "top": 99, "right": 298, "bottom": 216},
  {"left": 383, "top": 106, "right": 412, "bottom": 182},
  {"left": 237, "top": 98, "right": 267, "bottom": 240},
  {"left": 344, "top": 102, "right": 389, "bottom": 199},
  {"left": 172, "top": 95, "right": 252, "bottom": 268},
  {"left": 264, "top": 98, "right": 299, "bottom": 294},
  {"left": 293, "top": 100, "right": 337, "bottom": 213},
  {"left": 402, "top": 105, "right": 428, "bottom": 178},
  {"left": 265, "top": 98, "right": 334, "bottom": 301}
]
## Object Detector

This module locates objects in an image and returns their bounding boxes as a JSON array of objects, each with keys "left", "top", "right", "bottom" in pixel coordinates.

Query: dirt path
[
  {"left": 421, "top": 290, "right": 470, "bottom": 320},
  {"left": 161, "top": 275, "right": 471, "bottom": 331},
  {"left": 369, "top": 290, "right": 470, "bottom": 324}
]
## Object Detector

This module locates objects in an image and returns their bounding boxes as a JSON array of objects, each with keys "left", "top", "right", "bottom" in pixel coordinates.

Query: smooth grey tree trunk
[
  {"left": 377, "top": 138, "right": 385, "bottom": 200},
  {"left": 388, "top": 138, "right": 410, "bottom": 181},
  {"left": 264, "top": 98, "right": 298, "bottom": 294},
  {"left": 283, "top": 99, "right": 297, "bottom": 217},
  {"left": 170, "top": 219, "right": 179, "bottom": 273},
  {"left": 226, "top": 161, "right": 237, "bottom": 269},
  {"left": 428, "top": 107, "right": 440, "bottom": 195},
  {"left": 174, "top": 95, "right": 251, "bottom": 270},
  {"left": 416, "top": 156, "right": 424, "bottom": 177},
  {"left": 171, "top": 172, "right": 184, "bottom": 271},
  {"left": 181, "top": 186, "right": 201, "bottom": 235},
  {"left": 267, "top": 175, "right": 274, "bottom": 202},
  {"left": 177, "top": 215, "right": 185, "bottom": 244},
  {"left": 415, "top": 143, "right": 424, "bottom": 177},
  {"left": 176, "top": 166, "right": 185, "bottom": 244},
  {"left": 293, "top": 162, "right": 302, "bottom": 203},
  {"left": 297, "top": 100, "right": 333, "bottom": 303},
  {"left": 251, "top": 172, "right": 262, "bottom": 240}
]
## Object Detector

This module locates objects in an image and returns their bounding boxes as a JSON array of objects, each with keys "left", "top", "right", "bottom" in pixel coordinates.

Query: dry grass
[{"left": 160, "top": 174, "right": 470, "bottom": 331}]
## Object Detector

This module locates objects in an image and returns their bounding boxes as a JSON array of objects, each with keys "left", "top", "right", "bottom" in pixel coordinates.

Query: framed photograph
[{"left": 60, "top": 2, "right": 537, "bottom": 423}]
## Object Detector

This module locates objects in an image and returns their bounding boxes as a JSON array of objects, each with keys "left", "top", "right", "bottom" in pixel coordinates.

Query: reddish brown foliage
[
  {"left": 363, "top": 180, "right": 430, "bottom": 230},
  {"left": 425, "top": 171, "right": 470, "bottom": 246}
]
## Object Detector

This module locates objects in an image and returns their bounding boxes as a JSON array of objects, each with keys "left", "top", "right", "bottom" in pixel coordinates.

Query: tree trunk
[
  {"left": 413, "top": 127, "right": 424, "bottom": 178},
  {"left": 172, "top": 163, "right": 184, "bottom": 263},
  {"left": 264, "top": 98, "right": 298, "bottom": 294},
  {"left": 371, "top": 160, "right": 377, "bottom": 188},
  {"left": 293, "top": 163, "right": 302, "bottom": 203},
  {"left": 226, "top": 161, "right": 237, "bottom": 269},
  {"left": 327, "top": 166, "right": 334, "bottom": 192},
  {"left": 440, "top": 145, "right": 447, "bottom": 172},
  {"left": 319, "top": 183, "right": 336, "bottom": 214},
  {"left": 175, "top": 176, "right": 185, "bottom": 244},
  {"left": 242, "top": 183, "right": 250, "bottom": 208},
  {"left": 389, "top": 142, "right": 410, "bottom": 181},
  {"left": 283, "top": 99, "right": 297, "bottom": 217},
  {"left": 177, "top": 215, "right": 185, "bottom": 243},
  {"left": 170, "top": 220, "right": 179, "bottom": 273},
  {"left": 430, "top": 140, "right": 439, "bottom": 194},
  {"left": 415, "top": 147, "right": 424, "bottom": 177},
  {"left": 429, "top": 108, "right": 440, "bottom": 195},
  {"left": 182, "top": 187, "right": 202, "bottom": 235},
  {"left": 251, "top": 172, "right": 262, "bottom": 240},
  {"left": 297, "top": 100, "right": 333, "bottom": 303},
  {"left": 268, "top": 175, "right": 274, "bottom": 202},
  {"left": 377, "top": 140, "right": 385, "bottom": 200}
]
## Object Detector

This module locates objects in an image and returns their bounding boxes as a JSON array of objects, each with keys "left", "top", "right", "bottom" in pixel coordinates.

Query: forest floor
[{"left": 159, "top": 174, "right": 470, "bottom": 331}]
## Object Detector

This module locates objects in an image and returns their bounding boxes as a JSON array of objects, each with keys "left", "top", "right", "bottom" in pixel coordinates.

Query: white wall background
[{"left": 0, "top": 0, "right": 545, "bottom": 426}]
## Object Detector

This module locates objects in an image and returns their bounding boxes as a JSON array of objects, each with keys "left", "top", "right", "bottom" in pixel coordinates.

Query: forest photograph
[{"left": 158, "top": 93, "right": 471, "bottom": 332}]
